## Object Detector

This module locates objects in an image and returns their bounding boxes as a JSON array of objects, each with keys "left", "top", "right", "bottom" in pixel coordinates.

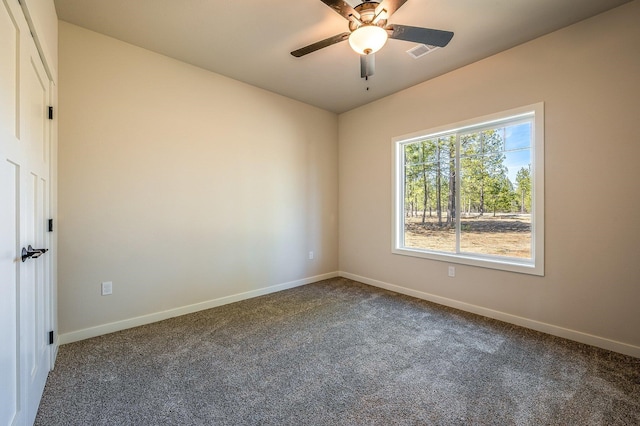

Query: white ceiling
[{"left": 53, "top": 0, "right": 631, "bottom": 113}]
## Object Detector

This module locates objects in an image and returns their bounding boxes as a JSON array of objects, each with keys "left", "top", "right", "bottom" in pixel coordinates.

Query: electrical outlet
[
  {"left": 448, "top": 266, "right": 455, "bottom": 277},
  {"left": 308, "top": 251, "right": 314, "bottom": 260},
  {"left": 101, "top": 281, "right": 113, "bottom": 296}
]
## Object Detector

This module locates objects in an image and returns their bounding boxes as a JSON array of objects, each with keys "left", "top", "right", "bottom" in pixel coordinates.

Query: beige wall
[
  {"left": 58, "top": 22, "right": 338, "bottom": 338},
  {"left": 339, "top": 2, "right": 640, "bottom": 354}
]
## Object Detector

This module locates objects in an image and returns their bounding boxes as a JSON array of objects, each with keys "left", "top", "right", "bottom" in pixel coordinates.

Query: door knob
[{"left": 21, "top": 245, "right": 48, "bottom": 262}]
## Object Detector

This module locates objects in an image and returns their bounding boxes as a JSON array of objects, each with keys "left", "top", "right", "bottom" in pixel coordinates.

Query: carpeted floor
[{"left": 36, "top": 278, "right": 639, "bottom": 425}]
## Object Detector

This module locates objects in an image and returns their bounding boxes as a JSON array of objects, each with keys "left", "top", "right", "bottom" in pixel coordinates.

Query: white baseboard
[
  {"left": 339, "top": 271, "right": 640, "bottom": 358},
  {"left": 58, "top": 271, "right": 339, "bottom": 345}
]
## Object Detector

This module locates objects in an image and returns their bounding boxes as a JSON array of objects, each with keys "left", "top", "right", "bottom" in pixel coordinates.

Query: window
[{"left": 392, "top": 103, "right": 544, "bottom": 275}]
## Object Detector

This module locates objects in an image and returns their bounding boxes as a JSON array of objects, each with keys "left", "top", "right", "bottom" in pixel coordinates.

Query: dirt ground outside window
[{"left": 403, "top": 213, "right": 531, "bottom": 258}]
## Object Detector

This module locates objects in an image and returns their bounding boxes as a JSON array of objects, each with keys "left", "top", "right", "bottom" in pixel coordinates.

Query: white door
[{"left": 1, "top": 0, "right": 53, "bottom": 424}]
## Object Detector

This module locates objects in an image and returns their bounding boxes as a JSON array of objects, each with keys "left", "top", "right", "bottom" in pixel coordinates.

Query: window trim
[{"left": 391, "top": 103, "right": 544, "bottom": 276}]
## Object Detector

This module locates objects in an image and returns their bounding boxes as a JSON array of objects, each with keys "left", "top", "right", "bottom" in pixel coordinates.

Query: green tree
[
  {"left": 431, "top": 137, "right": 453, "bottom": 226},
  {"left": 404, "top": 144, "right": 426, "bottom": 218},
  {"left": 446, "top": 136, "right": 456, "bottom": 225},
  {"left": 420, "top": 141, "right": 436, "bottom": 223},
  {"left": 515, "top": 166, "right": 532, "bottom": 213},
  {"left": 486, "top": 174, "right": 515, "bottom": 216},
  {"left": 460, "top": 130, "right": 506, "bottom": 216}
]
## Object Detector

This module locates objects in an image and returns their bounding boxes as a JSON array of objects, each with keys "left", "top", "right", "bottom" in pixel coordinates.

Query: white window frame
[{"left": 392, "top": 103, "right": 544, "bottom": 276}]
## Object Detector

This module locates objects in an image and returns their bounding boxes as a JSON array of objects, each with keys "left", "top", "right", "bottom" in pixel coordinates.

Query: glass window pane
[
  {"left": 504, "top": 122, "right": 532, "bottom": 150},
  {"left": 460, "top": 137, "right": 532, "bottom": 258},
  {"left": 403, "top": 138, "right": 457, "bottom": 253}
]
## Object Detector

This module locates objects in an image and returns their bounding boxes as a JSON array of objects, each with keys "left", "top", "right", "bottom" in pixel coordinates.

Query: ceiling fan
[{"left": 291, "top": 0, "right": 454, "bottom": 79}]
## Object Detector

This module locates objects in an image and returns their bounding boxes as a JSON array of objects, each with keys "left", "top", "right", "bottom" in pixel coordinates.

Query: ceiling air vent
[{"left": 407, "top": 44, "right": 439, "bottom": 59}]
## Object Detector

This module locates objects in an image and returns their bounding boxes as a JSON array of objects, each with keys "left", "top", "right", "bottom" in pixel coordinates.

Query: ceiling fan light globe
[{"left": 349, "top": 25, "right": 388, "bottom": 55}]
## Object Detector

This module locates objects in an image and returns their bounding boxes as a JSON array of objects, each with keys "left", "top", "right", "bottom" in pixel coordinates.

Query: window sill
[{"left": 392, "top": 246, "right": 544, "bottom": 276}]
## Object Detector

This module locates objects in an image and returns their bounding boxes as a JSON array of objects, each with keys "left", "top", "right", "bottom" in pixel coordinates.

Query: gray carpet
[{"left": 36, "top": 278, "right": 639, "bottom": 425}]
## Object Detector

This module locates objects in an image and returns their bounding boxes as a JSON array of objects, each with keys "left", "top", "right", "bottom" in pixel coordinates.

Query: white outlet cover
[
  {"left": 101, "top": 281, "right": 113, "bottom": 295},
  {"left": 448, "top": 266, "right": 455, "bottom": 277}
]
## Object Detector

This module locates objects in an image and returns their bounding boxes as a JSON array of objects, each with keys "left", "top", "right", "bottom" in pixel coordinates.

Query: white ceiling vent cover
[{"left": 407, "top": 44, "right": 439, "bottom": 59}]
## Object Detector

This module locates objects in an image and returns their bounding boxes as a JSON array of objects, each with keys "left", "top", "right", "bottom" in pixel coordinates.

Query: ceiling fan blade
[
  {"left": 360, "top": 53, "right": 375, "bottom": 78},
  {"left": 291, "top": 32, "right": 350, "bottom": 57},
  {"left": 320, "top": 0, "right": 358, "bottom": 21},
  {"left": 387, "top": 24, "right": 454, "bottom": 47},
  {"left": 376, "top": 0, "right": 408, "bottom": 19}
]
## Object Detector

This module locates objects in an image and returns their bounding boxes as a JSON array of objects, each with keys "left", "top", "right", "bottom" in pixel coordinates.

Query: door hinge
[
  {"left": 48, "top": 106, "right": 53, "bottom": 120},
  {"left": 48, "top": 218, "right": 53, "bottom": 232},
  {"left": 48, "top": 331, "right": 54, "bottom": 345}
]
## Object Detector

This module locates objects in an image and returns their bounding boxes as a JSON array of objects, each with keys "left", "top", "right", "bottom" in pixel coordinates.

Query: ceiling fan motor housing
[{"left": 349, "top": 2, "right": 387, "bottom": 31}]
